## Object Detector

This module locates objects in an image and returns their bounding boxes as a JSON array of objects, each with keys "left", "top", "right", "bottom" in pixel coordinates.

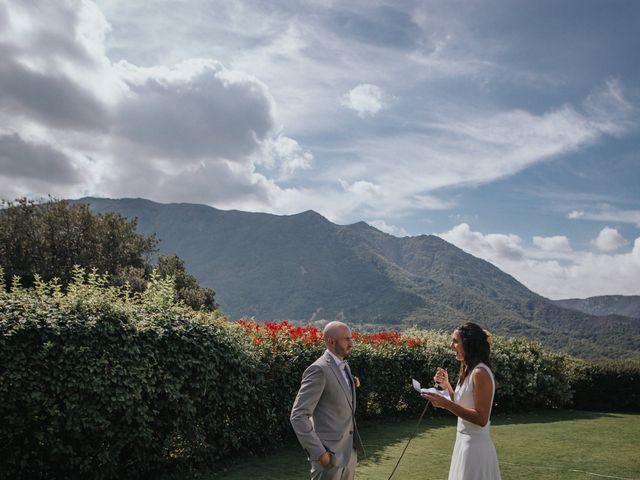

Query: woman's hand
[
  {"left": 434, "top": 367, "right": 450, "bottom": 390},
  {"left": 426, "top": 368, "right": 493, "bottom": 427},
  {"left": 422, "top": 391, "right": 451, "bottom": 409}
]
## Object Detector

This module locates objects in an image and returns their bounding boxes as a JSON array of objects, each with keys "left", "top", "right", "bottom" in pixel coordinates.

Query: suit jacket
[{"left": 290, "top": 351, "right": 364, "bottom": 467}]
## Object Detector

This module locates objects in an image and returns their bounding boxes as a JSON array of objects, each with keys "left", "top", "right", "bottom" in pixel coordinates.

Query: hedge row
[
  {"left": 1, "top": 277, "right": 638, "bottom": 479},
  {"left": 0, "top": 289, "right": 262, "bottom": 479},
  {"left": 568, "top": 357, "right": 640, "bottom": 412}
]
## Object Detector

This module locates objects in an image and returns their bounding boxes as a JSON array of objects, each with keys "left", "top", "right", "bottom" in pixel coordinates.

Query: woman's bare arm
[{"left": 424, "top": 367, "right": 493, "bottom": 427}]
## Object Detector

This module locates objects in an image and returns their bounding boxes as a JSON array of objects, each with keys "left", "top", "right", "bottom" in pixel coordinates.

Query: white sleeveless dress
[{"left": 448, "top": 363, "right": 501, "bottom": 480}]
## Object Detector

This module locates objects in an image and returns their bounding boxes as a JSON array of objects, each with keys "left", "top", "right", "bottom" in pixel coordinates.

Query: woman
[{"left": 422, "top": 322, "right": 501, "bottom": 480}]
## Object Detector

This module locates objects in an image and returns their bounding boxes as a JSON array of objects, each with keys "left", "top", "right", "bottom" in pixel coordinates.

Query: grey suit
[{"left": 290, "top": 351, "right": 365, "bottom": 480}]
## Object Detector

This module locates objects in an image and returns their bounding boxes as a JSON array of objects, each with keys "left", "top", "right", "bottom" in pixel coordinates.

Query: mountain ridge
[
  {"left": 553, "top": 295, "right": 640, "bottom": 319},
  {"left": 76, "top": 197, "right": 639, "bottom": 358}
]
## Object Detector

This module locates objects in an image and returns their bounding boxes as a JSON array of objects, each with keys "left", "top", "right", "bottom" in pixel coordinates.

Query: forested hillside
[
  {"left": 79, "top": 197, "right": 640, "bottom": 358},
  {"left": 554, "top": 295, "right": 640, "bottom": 319}
]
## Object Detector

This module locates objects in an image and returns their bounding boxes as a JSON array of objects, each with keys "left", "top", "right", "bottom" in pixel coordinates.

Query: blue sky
[{"left": 1, "top": 0, "right": 639, "bottom": 299}]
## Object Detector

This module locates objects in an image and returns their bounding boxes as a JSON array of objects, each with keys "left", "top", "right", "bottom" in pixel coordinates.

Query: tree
[
  {"left": 156, "top": 254, "right": 217, "bottom": 311},
  {"left": 0, "top": 198, "right": 217, "bottom": 312},
  {"left": 0, "top": 198, "right": 157, "bottom": 288}
]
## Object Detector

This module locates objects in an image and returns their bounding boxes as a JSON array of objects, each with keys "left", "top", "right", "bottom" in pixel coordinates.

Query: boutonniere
[{"left": 353, "top": 376, "right": 361, "bottom": 388}]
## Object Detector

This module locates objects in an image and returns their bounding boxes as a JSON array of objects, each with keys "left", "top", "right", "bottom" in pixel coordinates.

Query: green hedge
[
  {"left": 568, "top": 358, "right": 640, "bottom": 412},
  {"left": 490, "top": 336, "right": 572, "bottom": 411},
  {"left": 0, "top": 274, "right": 263, "bottom": 479},
  {"left": 229, "top": 325, "right": 579, "bottom": 422},
  {"left": 1, "top": 275, "right": 638, "bottom": 479}
]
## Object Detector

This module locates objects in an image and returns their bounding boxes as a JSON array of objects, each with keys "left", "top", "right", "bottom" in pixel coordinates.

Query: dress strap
[{"left": 473, "top": 363, "right": 496, "bottom": 402}]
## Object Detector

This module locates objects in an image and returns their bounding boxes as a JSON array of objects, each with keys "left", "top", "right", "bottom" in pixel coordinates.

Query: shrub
[
  {"left": 1, "top": 272, "right": 637, "bottom": 479},
  {"left": 235, "top": 321, "right": 437, "bottom": 423},
  {"left": 490, "top": 336, "right": 573, "bottom": 411},
  {"left": 567, "top": 357, "right": 640, "bottom": 412},
  {"left": 349, "top": 330, "right": 442, "bottom": 418},
  {"left": 0, "top": 270, "right": 252, "bottom": 479},
  {"left": 234, "top": 321, "right": 325, "bottom": 444}
]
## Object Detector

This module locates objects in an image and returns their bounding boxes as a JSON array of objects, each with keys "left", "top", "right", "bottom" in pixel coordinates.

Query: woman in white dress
[{"left": 422, "top": 322, "right": 501, "bottom": 480}]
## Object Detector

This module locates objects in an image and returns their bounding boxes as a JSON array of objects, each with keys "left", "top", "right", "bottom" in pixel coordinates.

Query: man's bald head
[
  {"left": 323, "top": 321, "right": 349, "bottom": 340},
  {"left": 324, "top": 321, "right": 353, "bottom": 359}
]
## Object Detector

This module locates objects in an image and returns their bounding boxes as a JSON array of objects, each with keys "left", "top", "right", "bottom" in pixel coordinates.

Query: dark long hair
[{"left": 456, "top": 322, "right": 492, "bottom": 385}]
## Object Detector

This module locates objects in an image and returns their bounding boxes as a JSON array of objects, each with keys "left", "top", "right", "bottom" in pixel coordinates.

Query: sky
[{"left": 1, "top": 0, "right": 639, "bottom": 300}]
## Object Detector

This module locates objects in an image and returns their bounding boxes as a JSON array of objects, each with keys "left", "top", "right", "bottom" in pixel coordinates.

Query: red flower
[{"left": 234, "top": 319, "right": 424, "bottom": 350}]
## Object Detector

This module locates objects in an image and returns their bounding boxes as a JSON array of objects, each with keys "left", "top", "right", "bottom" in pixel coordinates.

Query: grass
[{"left": 193, "top": 410, "right": 640, "bottom": 480}]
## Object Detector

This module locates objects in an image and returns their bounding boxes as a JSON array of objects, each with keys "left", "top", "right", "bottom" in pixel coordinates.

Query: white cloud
[
  {"left": 0, "top": 132, "right": 81, "bottom": 184},
  {"left": 339, "top": 179, "right": 383, "bottom": 197},
  {"left": 583, "top": 77, "right": 636, "bottom": 136},
  {"left": 367, "top": 219, "right": 410, "bottom": 237},
  {"left": 591, "top": 227, "right": 628, "bottom": 252},
  {"left": 634, "top": 237, "right": 640, "bottom": 263},
  {"left": 1, "top": 0, "right": 639, "bottom": 273},
  {"left": 340, "top": 84, "right": 385, "bottom": 118},
  {"left": 532, "top": 235, "right": 572, "bottom": 253},
  {"left": 438, "top": 223, "right": 524, "bottom": 262},
  {"left": 113, "top": 59, "right": 277, "bottom": 160},
  {"left": 438, "top": 224, "right": 640, "bottom": 299},
  {"left": 322, "top": 79, "right": 638, "bottom": 221},
  {"left": 568, "top": 206, "right": 640, "bottom": 227},
  {"left": 0, "top": 0, "right": 311, "bottom": 209},
  {"left": 258, "top": 134, "right": 313, "bottom": 180}
]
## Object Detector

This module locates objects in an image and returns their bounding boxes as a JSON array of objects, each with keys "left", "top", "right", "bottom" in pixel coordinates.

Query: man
[{"left": 290, "top": 321, "right": 365, "bottom": 480}]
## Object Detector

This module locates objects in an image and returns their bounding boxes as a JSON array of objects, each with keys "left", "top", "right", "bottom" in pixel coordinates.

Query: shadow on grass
[
  {"left": 165, "top": 409, "right": 637, "bottom": 479},
  {"left": 186, "top": 410, "right": 452, "bottom": 479},
  {"left": 357, "top": 410, "right": 452, "bottom": 465},
  {"left": 491, "top": 409, "right": 628, "bottom": 426},
  {"left": 360, "top": 409, "right": 633, "bottom": 467}
]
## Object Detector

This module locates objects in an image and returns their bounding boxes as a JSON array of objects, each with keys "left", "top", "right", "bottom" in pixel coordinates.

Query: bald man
[{"left": 290, "top": 321, "right": 365, "bottom": 480}]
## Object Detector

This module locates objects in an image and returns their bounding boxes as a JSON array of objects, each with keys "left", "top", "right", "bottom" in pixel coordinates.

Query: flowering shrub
[
  {"left": 237, "top": 319, "right": 323, "bottom": 347},
  {"left": 233, "top": 320, "right": 582, "bottom": 418},
  {"left": 236, "top": 320, "right": 425, "bottom": 348},
  {"left": 235, "top": 320, "right": 433, "bottom": 420},
  {"left": 1, "top": 274, "right": 636, "bottom": 480},
  {"left": 354, "top": 330, "right": 425, "bottom": 347}
]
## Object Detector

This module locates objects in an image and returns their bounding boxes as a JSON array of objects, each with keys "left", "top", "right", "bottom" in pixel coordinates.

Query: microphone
[{"left": 433, "top": 358, "right": 451, "bottom": 390}]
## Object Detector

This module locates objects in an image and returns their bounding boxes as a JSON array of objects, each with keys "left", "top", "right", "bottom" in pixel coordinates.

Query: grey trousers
[{"left": 310, "top": 449, "right": 357, "bottom": 480}]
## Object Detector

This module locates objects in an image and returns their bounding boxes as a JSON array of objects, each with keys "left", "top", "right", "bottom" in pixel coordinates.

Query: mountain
[
  {"left": 78, "top": 197, "right": 640, "bottom": 359},
  {"left": 553, "top": 296, "right": 640, "bottom": 319}
]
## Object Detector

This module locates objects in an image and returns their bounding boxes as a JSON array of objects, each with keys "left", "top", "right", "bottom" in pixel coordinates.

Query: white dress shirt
[{"left": 327, "top": 349, "right": 351, "bottom": 387}]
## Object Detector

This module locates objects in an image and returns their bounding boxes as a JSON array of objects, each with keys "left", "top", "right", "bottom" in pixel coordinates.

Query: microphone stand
[{"left": 386, "top": 399, "right": 433, "bottom": 480}]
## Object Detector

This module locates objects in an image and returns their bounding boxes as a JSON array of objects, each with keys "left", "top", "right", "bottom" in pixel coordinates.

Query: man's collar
[{"left": 326, "top": 349, "right": 344, "bottom": 366}]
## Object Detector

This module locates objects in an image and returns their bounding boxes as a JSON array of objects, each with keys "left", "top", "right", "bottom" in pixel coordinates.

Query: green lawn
[{"left": 199, "top": 411, "right": 640, "bottom": 480}]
